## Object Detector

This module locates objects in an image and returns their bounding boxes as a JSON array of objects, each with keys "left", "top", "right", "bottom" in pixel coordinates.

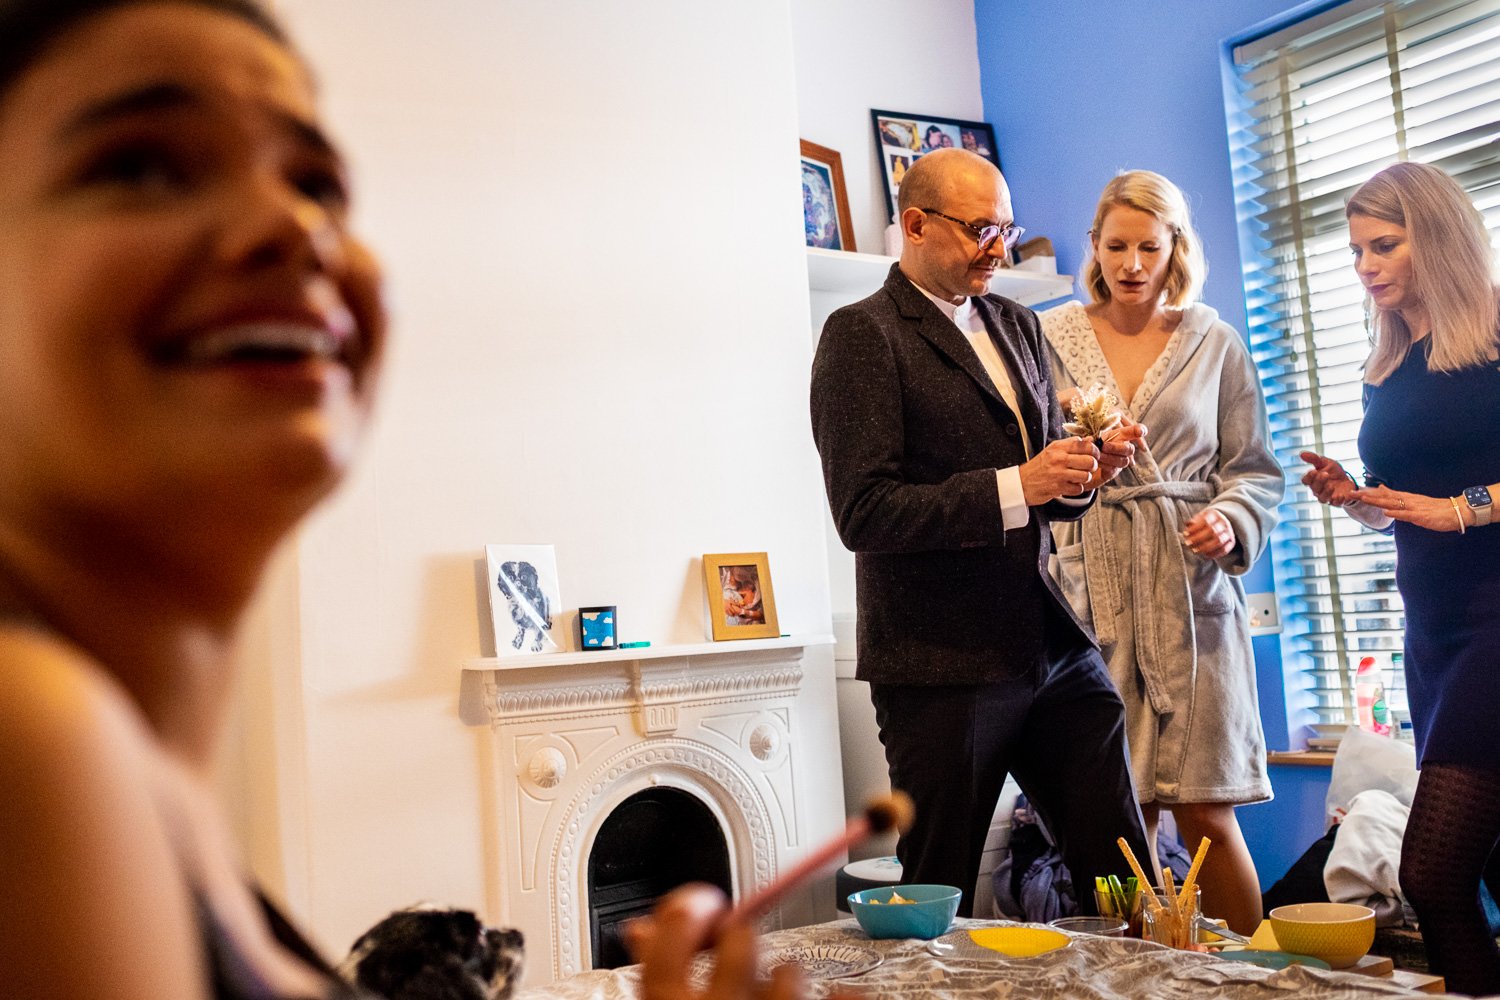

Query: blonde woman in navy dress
[{"left": 1301, "top": 161, "right": 1500, "bottom": 996}]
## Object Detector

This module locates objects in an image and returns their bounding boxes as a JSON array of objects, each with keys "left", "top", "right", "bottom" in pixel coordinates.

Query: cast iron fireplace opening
[{"left": 588, "top": 787, "right": 731, "bottom": 969}]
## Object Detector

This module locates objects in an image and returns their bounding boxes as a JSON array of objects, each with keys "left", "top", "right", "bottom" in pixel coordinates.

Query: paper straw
[
  {"left": 1116, "top": 837, "right": 1163, "bottom": 916},
  {"left": 1163, "top": 868, "right": 1184, "bottom": 948},
  {"left": 1178, "top": 837, "right": 1212, "bottom": 910}
]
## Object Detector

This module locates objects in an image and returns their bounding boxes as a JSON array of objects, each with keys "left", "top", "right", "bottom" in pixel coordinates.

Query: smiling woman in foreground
[
  {"left": 0, "top": 1, "right": 385, "bottom": 997},
  {"left": 0, "top": 4, "right": 810, "bottom": 999}
]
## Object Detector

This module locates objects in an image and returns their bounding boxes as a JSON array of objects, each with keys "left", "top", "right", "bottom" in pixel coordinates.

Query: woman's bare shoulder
[
  {"left": 0, "top": 626, "right": 148, "bottom": 763},
  {"left": 0, "top": 627, "right": 205, "bottom": 1000}
]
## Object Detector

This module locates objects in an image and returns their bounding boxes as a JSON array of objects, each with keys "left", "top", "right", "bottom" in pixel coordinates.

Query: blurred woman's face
[
  {"left": 1093, "top": 205, "right": 1174, "bottom": 307},
  {"left": 1348, "top": 212, "right": 1418, "bottom": 317},
  {"left": 0, "top": 2, "right": 385, "bottom": 532}
]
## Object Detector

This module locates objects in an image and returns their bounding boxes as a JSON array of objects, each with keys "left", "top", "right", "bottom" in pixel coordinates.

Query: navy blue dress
[{"left": 1359, "top": 343, "right": 1500, "bottom": 767}]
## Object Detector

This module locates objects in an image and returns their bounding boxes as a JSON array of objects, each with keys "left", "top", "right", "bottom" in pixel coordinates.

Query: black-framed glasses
[{"left": 921, "top": 208, "right": 1025, "bottom": 254}]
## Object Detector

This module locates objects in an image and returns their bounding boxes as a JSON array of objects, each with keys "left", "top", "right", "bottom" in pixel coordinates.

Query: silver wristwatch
[{"left": 1464, "top": 485, "right": 1493, "bottom": 526}]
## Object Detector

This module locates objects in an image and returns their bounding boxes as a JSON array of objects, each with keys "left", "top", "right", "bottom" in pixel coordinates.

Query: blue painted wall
[
  {"left": 1239, "top": 763, "right": 1333, "bottom": 892},
  {"left": 972, "top": 0, "right": 1331, "bottom": 887}
]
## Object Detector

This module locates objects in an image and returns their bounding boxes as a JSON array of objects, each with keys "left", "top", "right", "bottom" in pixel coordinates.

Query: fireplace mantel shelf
[
  {"left": 458, "top": 632, "right": 835, "bottom": 726},
  {"left": 463, "top": 632, "right": 834, "bottom": 674}
]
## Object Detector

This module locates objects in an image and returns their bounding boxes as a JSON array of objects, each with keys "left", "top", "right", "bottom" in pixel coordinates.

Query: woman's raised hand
[{"left": 1299, "top": 451, "right": 1359, "bottom": 507}]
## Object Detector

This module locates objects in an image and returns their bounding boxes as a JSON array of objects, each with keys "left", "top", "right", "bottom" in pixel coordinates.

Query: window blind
[{"left": 1225, "top": 0, "right": 1500, "bottom": 727}]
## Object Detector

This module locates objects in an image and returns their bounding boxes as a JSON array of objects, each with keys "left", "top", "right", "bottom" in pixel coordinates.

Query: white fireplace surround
[{"left": 461, "top": 635, "right": 834, "bottom": 985}]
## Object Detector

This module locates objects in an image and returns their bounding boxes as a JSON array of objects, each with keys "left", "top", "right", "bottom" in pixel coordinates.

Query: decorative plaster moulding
[{"left": 458, "top": 633, "right": 835, "bottom": 725}]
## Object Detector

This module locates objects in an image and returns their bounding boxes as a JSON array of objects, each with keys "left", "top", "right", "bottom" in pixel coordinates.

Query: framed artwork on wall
[
  {"left": 578, "top": 605, "right": 618, "bottom": 651},
  {"left": 799, "top": 138, "right": 857, "bottom": 253},
  {"left": 870, "top": 109, "right": 1001, "bottom": 223},
  {"left": 485, "top": 544, "right": 562, "bottom": 657},
  {"left": 702, "top": 552, "right": 780, "bottom": 641}
]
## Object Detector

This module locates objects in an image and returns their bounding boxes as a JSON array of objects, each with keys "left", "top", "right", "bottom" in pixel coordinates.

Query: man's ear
[{"left": 899, "top": 206, "right": 926, "bottom": 244}]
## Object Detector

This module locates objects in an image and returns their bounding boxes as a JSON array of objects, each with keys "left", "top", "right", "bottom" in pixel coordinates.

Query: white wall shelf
[
  {"left": 463, "top": 632, "right": 835, "bottom": 674},
  {"left": 806, "top": 246, "right": 1074, "bottom": 307}
]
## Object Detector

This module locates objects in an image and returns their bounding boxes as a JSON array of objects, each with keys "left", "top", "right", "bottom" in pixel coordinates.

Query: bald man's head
[
  {"left": 895, "top": 149, "right": 1015, "bottom": 304},
  {"left": 896, "top": 148, "right": 1003, "bottom": 216}
]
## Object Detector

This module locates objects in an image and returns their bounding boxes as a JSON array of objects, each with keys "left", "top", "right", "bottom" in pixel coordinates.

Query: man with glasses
[{"left": 810, "top": 148, "right": 1151, "bottom": 917}]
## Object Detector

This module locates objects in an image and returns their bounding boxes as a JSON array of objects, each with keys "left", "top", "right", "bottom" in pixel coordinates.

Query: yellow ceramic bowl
[{"left": 1268, "top": 903, "right": 1376, "bottom": 968}]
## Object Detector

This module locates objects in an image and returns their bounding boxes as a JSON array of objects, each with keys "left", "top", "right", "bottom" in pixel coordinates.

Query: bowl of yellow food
[
  {"left": 847, "top": 884, "right": 962, "bottom": 940},
  {"left": 1268, "top": 902, "right": 1376, "bottom": 968}
]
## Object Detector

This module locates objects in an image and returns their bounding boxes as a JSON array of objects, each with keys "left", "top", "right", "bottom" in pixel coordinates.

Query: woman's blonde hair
[
  {"left": 1083, "top": 170, "right": 1206, "bottom": 308},
  {"left": 1347, "top": 161, "right": 1499, "bottom": 384}
]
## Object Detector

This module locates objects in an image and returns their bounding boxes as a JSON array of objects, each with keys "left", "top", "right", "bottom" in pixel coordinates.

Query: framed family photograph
[
  {"left": 870, "top": 109, "right": 1000, "bottom": 222},
  {"left": 799, "top": 139, "right": 856, "bottom": 253},
  {"left": 484, "top": 544, "right": 563, "bottom": 658},
  {"left": 702, "top": 552, "right": 780, "bottom": 641}
]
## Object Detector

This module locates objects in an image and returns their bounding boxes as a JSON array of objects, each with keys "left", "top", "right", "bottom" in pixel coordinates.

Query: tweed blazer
[{"left": 810, "top": 264, "right": 1094, "bottom": 685}]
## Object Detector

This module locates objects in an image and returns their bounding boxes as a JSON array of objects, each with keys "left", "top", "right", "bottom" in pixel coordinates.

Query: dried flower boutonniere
[{"left": 1063, "top": 382, "right": 1124, "bottom": 444}]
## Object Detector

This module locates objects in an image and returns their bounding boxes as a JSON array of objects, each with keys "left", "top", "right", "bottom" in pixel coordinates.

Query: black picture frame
[
  {"left": 870, "top": 109, "right": 1001, "bottom": 224},
  {"left": 578, "top": 605, "right": 618, "bottom": 651}
]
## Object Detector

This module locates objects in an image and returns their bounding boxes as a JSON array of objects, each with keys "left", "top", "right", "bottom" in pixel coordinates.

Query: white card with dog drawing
[{"left": 485, "top": 544, "right": 563, "bottom": 658}]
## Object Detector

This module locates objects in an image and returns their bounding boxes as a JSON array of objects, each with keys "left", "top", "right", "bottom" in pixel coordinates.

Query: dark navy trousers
[{"left": 870, "top": 607, "right": 1149, "bottom": 918}]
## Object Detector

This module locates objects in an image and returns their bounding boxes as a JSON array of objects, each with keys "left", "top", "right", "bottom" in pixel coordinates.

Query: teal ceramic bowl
[{"left": 847, "top": 884, "right": 962, "bottom": 940}]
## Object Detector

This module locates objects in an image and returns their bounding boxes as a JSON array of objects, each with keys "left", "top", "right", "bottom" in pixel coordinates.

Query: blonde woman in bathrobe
[{"left": 1039, "top": 170, "right": 1283, "bottom": 935}]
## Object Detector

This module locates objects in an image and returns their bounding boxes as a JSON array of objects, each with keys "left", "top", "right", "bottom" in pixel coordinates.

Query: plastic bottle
[
  {"left": 1355, "top": 656, "right": 1377, "bottom": 731},
  {"left": 1355, "top": 655, "right": 1393, "bottom": 736},
  {"left": 1390, "top": 652, "right": 1409, "bottom": 741},
  {"left": 1370, "top": 676, "right": 1392, "bottom": 736}
]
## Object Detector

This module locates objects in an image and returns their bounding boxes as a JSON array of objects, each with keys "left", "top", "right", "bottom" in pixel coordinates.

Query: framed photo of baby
[
  {"left": 870, "top": 109, "right": 1000, "bottom": 223},
  {"left": 702, "top": 552, "right": 780, "bottom": 641},
  {"left": 800, "top": 139, "right": 856, "bottom": 252}
]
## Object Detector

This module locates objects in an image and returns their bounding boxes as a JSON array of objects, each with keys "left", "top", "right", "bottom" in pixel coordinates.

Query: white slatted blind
[{"left": 1226, "top": 0, "right": 1500, "bottom": 726}]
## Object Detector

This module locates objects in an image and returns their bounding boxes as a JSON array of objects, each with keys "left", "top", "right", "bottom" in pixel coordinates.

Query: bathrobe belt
[{"left": 1083, "top": 478, "right": 1221, "bottom": 715}]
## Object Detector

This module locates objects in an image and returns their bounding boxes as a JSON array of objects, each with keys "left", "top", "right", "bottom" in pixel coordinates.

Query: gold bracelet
[{"left": 1450, "top": 496, "right": 1467, "bottom": 535}]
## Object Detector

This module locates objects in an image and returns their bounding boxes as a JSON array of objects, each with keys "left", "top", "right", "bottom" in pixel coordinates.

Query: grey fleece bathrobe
[{"left": 1040, "top": 301, "right": 1283, "bottom": 805}]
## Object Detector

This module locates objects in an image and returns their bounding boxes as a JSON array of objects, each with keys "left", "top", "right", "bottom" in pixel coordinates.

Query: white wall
[
  {"left": 222, "top": 0, "right": 846, "bottom": 957},
  {"left": 791, "top": 0, "right": 984, "bottom": 258},
  {"left": 791, "top": 0, "right": 983, "bottom": 623}
]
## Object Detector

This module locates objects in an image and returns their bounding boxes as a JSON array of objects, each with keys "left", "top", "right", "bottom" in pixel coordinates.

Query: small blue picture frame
[{"left": 579, "top": 606, "right": 618, "bottom": 651}]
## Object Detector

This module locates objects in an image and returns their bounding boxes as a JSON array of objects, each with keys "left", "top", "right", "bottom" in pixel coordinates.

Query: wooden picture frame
[
  {"left": 702, "top": 552, "right": 780, "bottom": 641},
  {"left": 870, "top": 109, "right": 1001, "bottom": 223},
  {"left": 799, "top": 139, "right": 856, "bottom": 253}
]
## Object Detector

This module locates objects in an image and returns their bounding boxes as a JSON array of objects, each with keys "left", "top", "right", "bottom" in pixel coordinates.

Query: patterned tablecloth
[{"left": 519, "top": 918, "right": 1451, "bottom": 1000}]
